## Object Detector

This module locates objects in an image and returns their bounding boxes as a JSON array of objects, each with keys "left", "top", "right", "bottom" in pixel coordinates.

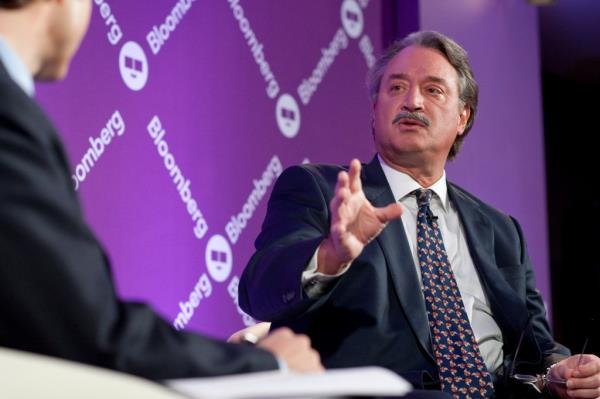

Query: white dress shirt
[
  {"left": 302, "top": 156, "right": 504, "bottom": 372},
  {"left": 0, "top": 35, "right": 34, "bottom": 96}
]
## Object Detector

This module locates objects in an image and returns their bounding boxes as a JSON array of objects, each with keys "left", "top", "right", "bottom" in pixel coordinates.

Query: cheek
[
  {"left": 436, "top": 105, "right": 461, "bottom": 127},
  {"left": 374, "top": 99, "right": 397, "bottom": 121},
  {"left": 373, "top": 109, "right": 391, "bottom": 136},
  {"left": 65, "top": 2, "right": 92, "bottom": 50}
]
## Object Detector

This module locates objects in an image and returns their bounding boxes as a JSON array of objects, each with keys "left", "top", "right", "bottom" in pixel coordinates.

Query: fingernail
[{"left": 566, "top": 380, "right": 572, "bottom": 388}]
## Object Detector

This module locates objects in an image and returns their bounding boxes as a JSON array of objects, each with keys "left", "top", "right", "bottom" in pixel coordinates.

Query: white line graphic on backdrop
[
  {"left": 173, "top": 273, "right": 212, "bottom": 330},
  {"left": 359, "top": 34, "right": 376, "bottom": 68},
  {"left": 71, "top": 110, "right": 125, "bottom": 191},
  {"left": 295, "top": 0, "right": 367, "bottom": 106},
  {"left": 94, "top": 0, "right": 123, "bottom": 45},
  {"left": 147, "top": 115, "right": 209, "bottom": 240},
  {"left": 297, "top": 28, "right": 349, "bottom": 106},
  {"left": 228, "top": 0, "right": 280, "bottom": 99},
  {"left": 225, "top": 155, "right": 283, "bottom": 245},
  {"left": 147, "top": 0, "right": 197, "bottom": 55}
]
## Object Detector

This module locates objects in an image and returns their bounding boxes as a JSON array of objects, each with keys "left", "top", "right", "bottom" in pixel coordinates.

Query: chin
[{"left": 35, "top": 63, "right": 70, "bottom": 82}]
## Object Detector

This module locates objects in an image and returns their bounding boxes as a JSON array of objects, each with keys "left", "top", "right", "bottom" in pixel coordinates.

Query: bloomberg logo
[
  {"left": 119, "top": 41, "right": 149, "bottom": 91},
  {"left": 341, "top": 0, "right": 364, "bottom": 39},
  {"left": 147, "top": 0, "right": 197, "bottom": 55},
  {"left": 275, "top": 94, "right": 301, "bottom": 138},
  {"left": 71, "top": 110, "right": 125, "bottom": 191}
]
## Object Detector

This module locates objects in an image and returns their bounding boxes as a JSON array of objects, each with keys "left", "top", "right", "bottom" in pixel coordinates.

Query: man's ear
[{"left": 457, "top": 104, "right": 470, "bottom": 136}]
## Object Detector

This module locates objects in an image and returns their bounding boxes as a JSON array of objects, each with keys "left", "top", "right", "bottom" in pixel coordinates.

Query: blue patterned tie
[{"left": 415, "top": 189, "right": 494, "bottom": 398}]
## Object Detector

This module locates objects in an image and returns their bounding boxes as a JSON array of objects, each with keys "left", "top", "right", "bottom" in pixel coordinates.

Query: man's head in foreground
[{"left": 0, "top": 0, "right": 92, "bottom": 80}]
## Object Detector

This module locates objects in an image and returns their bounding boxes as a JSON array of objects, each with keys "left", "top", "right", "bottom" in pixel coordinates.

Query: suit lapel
[
  {"left": 360, "top": 158, "right": 533, "bottom": 361},
  {"left": 362, "top": 157, "right": 434, "bottom": 361},
  {"left": 448, "top": 185, "right": 529, "bottom": 337}
]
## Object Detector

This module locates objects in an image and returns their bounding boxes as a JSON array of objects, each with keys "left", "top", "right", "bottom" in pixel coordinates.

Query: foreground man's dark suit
[
  {"left": 239, "top": 157, "right": 569, "bottom": 394},
  {"left": 0, "top": 62, "right": 278, "bottom": 379}
]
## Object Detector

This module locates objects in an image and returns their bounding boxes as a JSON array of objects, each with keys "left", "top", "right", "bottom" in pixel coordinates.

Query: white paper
[{"left": 166, "top": 366, "right": 412, "bottom": 399}]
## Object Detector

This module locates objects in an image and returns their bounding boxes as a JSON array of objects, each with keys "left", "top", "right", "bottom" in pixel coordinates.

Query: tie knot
[{"left": 414, "top": 189, "right": 433, "bottom": 207}]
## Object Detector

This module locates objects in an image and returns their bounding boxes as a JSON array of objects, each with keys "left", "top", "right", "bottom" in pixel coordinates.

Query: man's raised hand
[{"left": 317, "top": 159, "right": 403, "bottom": 275}]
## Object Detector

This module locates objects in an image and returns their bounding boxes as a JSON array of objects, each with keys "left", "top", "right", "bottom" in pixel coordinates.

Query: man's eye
[
  {"left": 390, "top": 85, "right": 403, "bottom": 92},
  {"left": 427, "top": 87, "right": 443, "bottom": 95}
]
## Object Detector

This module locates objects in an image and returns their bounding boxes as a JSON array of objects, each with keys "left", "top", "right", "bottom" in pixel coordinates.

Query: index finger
[
  {"left": 573, "top": 358, "right": 600, "bottom": 378},
  {"left": 348, "top": 159, "right": 362, "bottom": 193}
]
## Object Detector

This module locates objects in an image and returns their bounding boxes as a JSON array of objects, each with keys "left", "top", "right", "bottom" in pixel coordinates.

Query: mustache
[{"left": 392, "top": 111, "right": 431, "bottom": 127}]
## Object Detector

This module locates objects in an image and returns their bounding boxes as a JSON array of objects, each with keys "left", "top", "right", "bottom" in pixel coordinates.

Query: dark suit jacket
[
  {"left": 0, "top": 61, "right": 277, "bottom": 379},
  {"left": 239, "top": 156, "right": 569, "bottom": 389}
]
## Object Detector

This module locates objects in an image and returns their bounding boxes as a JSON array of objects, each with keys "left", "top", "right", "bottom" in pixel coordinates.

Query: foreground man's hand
[
  {"left": 547, "top": 354, "right": 600, "bottom": 398},
  {"left": 257, "top": 327, "right": 324, "bottom": 373},
  {"left": 318, "top": 159, "right": 403, "bottom": 275},
  {"left": 227, "top": 322, "right": 271, "bottom": 344}
]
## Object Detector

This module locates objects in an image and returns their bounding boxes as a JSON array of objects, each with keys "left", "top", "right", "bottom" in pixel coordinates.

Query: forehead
[{"left": 383, "top": 45, "right": 460, "bottom": 88}]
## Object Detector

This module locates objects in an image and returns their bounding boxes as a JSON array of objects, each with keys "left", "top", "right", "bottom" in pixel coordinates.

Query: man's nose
[{"left": 402, "top": 86, "right": 424, "bottom": 111}]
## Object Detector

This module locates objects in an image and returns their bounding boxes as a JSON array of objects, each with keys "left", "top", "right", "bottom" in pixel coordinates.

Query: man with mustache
[{"left": 240, "top": 31, "right": 600, "bottom": 398}]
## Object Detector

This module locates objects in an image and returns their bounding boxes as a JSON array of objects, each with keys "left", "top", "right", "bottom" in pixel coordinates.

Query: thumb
[{"left": 375, "top": 202, "right": 403, "bottom": 223}]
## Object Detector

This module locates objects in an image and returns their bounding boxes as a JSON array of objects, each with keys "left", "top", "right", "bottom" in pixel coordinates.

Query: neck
[
  {"left": 0, "top": 6, "right": 48, "bottom": 78},
  {"left": 378, "top": 151, "right": 446, "bottom": 188}
]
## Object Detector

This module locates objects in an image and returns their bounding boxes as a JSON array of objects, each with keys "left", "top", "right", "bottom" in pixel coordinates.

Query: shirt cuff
[
  {"left": 301, "top": 246, "right": 351, "bottom": 298},
  {"left": 276, "top": 356, "right": 289, "bottom": 373}
]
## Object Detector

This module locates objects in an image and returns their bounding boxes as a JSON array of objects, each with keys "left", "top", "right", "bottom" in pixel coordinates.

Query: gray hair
[{"left": 367, "top": 31, "right": 478, "bottom": 159}]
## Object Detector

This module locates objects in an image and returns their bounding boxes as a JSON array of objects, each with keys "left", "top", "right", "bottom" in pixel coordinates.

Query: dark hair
[
  {"left": 0, "top": 0, "right": 32, "bottom": 8},
  {"left": 367, "top": 31, "right": 478, "bottom": 159}
]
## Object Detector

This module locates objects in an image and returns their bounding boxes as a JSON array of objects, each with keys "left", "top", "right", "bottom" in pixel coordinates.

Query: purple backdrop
[
  {"left": 36, "top": 0, "right": 384, "bottom": 338},
  {"left": 35, "top": 0, "right": 551, "bottom": 339}
]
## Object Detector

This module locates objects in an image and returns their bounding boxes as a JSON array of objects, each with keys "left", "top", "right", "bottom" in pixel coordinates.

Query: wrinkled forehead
[{"left": 382, "top": 45, "right": 461, "bottom": 92}]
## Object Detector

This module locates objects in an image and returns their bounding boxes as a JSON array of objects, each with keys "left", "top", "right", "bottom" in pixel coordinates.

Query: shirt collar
[
  {"left": 377, "top": 154, "right": 449, "bottom": 211},
  {"left": 0, "top": 35, "right": 35, "bottom": 96}
]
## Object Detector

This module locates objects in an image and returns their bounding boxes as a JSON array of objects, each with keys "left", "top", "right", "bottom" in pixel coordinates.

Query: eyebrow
[{"left": 387, "top": 73, "right": 450, "bottom": 87}]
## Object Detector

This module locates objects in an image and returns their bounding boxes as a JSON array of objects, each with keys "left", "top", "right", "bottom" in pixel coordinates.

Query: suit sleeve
[
  {"left": 239, "top": 165, "right": 337, "bottom": 322},
  {"left": 0, "top": 103, "right": 278, "bottom": 380},
  {"left": 510, "top": 217, "right": 570, "bottom": 367}
]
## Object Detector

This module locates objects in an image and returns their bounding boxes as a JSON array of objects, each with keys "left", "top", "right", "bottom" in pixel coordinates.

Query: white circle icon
[
  {"left": 119, "top": 41, "right": 149, "bottom": 91},
  {"left": 275, "top": 94, "right": 301, "bottom": 139},
  {"left": 340, "top": 0, "right": 364, "bottom": 39},
  {"left": 205, "top": 235, "right": 233, "bottom": 283}
]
